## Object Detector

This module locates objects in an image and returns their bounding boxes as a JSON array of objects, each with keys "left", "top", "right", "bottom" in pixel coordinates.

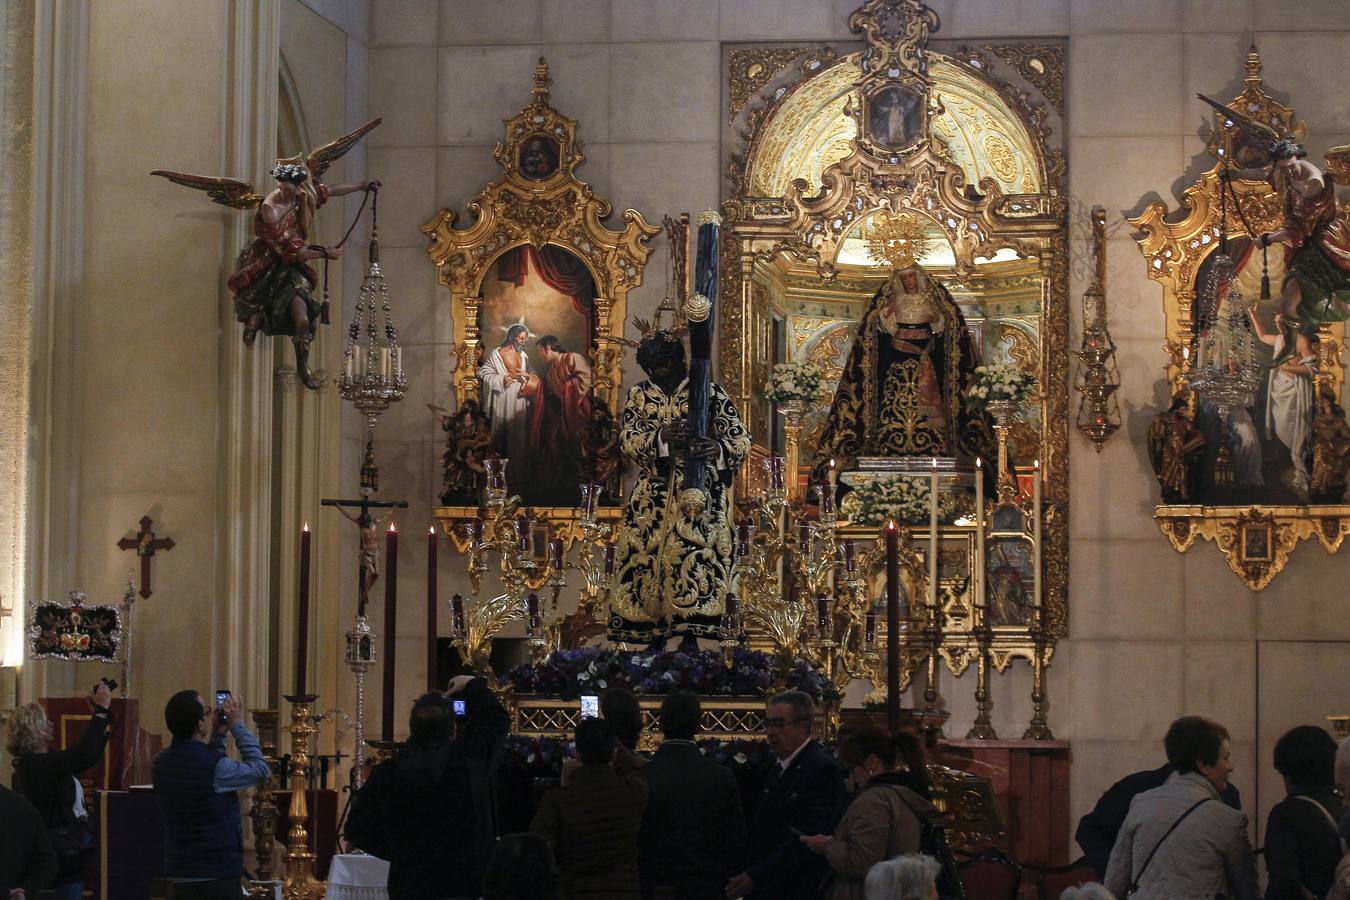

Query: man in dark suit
[
  {"left": 640, "top": 691, "right": 746, "bottom": 900},
  {"left": 726, "top": 691, "right": 846, "bottom": 900},
  {"left": 1076, "top": 718, "right": 1244, "bottom": 879}
]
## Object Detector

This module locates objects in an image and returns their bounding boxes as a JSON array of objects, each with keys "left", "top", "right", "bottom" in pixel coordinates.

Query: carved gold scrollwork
[
  {"left": 1155, "top": 506, "right": 1350, "bottom": 591},
  {"left": 729, "top": 48, "right": 810, "bottom": 122},
  {"left": 422, "top": 58, "right": 659, "bottom": 417},
  {"left": 984, "top": 45, "right": 1065, "bottom": 115}
]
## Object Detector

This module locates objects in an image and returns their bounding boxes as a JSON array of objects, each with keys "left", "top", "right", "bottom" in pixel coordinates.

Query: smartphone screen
[
  {"left": 580, "top": 695, "right": 599, "bottom": 719},
  {"left": 453, "top": 699, "right": 467, "bottom": 716},
  {"left": 215, "top": 690, "right": 231, "bottom": 725}
]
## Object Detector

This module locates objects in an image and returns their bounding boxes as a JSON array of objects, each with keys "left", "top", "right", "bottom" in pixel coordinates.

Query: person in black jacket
[
  {"left": 6, "top": 682, "right": 113, "bottom": 900},
  {"left": 0, "top": 784, "right": 58, "bottom": 898},
  {"left": 1264, "top": 725, "right": 1343, "bottom": 900},
  {"left": 1075, "top": 716, "right": 1243, "bottom": 879},
  {"left": 726, "top": 690, "right": 846, "bottom": 900},
  {"left": 640, "top": 691, "right": 746, "bottom": 900},
  {"left": 346, "top": 675, "right": 510, "bottom": 900}
]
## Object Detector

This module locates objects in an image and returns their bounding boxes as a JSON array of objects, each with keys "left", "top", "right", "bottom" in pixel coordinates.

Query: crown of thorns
[{"left": 271, "top": 163, "right": 309, "bottom": 183}]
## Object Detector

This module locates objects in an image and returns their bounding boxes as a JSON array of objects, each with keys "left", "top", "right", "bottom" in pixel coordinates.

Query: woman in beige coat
[{"left": 800, "top": 727, "right": 939, "bottom": 900}]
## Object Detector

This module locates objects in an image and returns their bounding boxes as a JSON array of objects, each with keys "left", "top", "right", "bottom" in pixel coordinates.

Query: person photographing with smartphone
[
  {"left": 5, "top": 679, "right": 115, "bottom": 900},
  {"left": 151, "top": 689, "right": 271, "bottom": 900}
]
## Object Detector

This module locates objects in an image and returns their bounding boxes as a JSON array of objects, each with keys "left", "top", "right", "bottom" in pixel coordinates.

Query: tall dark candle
[
  {"left": 549, "top": 538, "right": 564, "bottom": 571},
  {"left": 296, "top": 524, "right": 311, "bottom": 694},
  {"left": 382, "top": 522, "right": 398, "bottom": 740},
  {"left": 517, "top": 515, "right": 531, "bottom": 552},
  {"left": 451, "top": 593, "right": 465, "bottom": 634},
  {"left": 816, "top": 594, "right": 830, "bottom": 631},
  {"left": 603, "top": 542, "right": 616, "bottom": 576},
  {"left": 426, "top": 525, "right": 438, "bottom": 692},
  {"left": 526, "top": 593, "right": 540, "bottom": 631},
  {"left": 843, "top": 539, "right": 856, "bottom": 573},
  {"left": 865, "top": 609, "right": 877, "bottom": 643},
  {"left": 884, "top": 520, "right": 900, "bottom": 736},
  {"left": 736, "top": 520, "right": 752, "bottom": 559},
  {"left": 798, "top": 522, "right": 811, "bottom": 555}
]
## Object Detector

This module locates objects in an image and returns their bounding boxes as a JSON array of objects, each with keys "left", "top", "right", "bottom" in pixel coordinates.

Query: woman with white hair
[
  {"left": 863, "top": 853, "right": 941, "bottom": 900},
  {"left": 1059, "top": 885, "right": 1116, "bottom": 900}
]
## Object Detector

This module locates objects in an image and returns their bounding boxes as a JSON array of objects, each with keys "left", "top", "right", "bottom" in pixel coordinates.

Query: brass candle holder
[
  {"left": 966, "top": 601, "right": 997, "bottom": 740},
  {"left": 281, "top": 694, "right": 324, "bottom": 900}
]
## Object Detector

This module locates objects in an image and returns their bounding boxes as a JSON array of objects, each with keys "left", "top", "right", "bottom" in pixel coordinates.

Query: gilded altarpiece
[
  {"left": 721, "top": 1, "right": 1070, "bottom": 676},
  {"left": 1131, "top": 46, "right": 1350, "bottom": 590},
  {"left": 425, "top": 61, "right": 659, "bottom": 544}
]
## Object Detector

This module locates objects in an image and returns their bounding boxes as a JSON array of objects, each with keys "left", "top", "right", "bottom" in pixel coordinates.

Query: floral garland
[
  {"left": 764, "top": 361, "right": 828, "bottom": 405},
  {"left": 502, "top": 647, "right": 829, "bottom": 700},
  {"left": 964, "top": 362, "right": 1036, "bottom": 414}
]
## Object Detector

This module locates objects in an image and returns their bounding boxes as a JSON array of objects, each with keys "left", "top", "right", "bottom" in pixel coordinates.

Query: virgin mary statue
[{"left": 814, "top": 263, "right": 989, "bottom": 468}]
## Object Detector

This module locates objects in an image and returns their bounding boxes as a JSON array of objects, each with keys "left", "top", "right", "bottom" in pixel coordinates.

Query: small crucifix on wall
[{"left": 117, "top": 515, "right": 175, "bottom": 599}]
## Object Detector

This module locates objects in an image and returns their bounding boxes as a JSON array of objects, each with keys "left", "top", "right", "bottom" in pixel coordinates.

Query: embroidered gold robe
[{"left": 608, "top": 379, "right": 750, "bottom": 643}]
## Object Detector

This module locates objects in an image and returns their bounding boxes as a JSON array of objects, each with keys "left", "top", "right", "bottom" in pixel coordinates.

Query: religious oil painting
[
  {"left": 518, "top": 134, "right": 559, "bottom": 181},
  {"left": 985, "top": 537, "right": 1033, "bottom": 627},
  {"left": 865, "top": 85, "right": 924, "bottom": 150},
  {"left": 1242, "top": 525, "right": 1271, "bottom": 562},
  {"left": 1177, "top": 241, "right": 1350, "bottom": 507},
  {"left": 29, "top": 602, "right": 122, "bottom": 661},
  {"left": 477, "top": 244, "right": 597, "bottom": 507}
]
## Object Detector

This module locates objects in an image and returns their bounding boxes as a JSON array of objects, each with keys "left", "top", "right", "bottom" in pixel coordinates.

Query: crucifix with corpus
[
  {"left": 117, "top": 515, "right": 175, "bottom": 599},
  {"left": 322, "top": 496, "right": 409, "bottom": 617}
]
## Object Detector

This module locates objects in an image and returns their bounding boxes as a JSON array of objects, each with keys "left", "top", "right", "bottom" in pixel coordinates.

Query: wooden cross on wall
[{"left": 117, "top": 515, "right": 175, "bottom": 599}]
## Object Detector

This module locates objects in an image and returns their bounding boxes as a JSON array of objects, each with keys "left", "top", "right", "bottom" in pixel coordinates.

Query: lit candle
[
  {"left": 928, "top": 462, "right": 939, "bottom": 611},
  {"left": 1033, "top": 459, "right": 1042, "bottom": 614},
  {"left": 975, "top": 458, "right": 986, "bottom": 620},
  {"left": 382, "top": 521, "right": 398, "bottom": 740},
  {"left": 450, "top": 593, "right": 465, "bottom": 634},
  {"left": 427, "top": 525, "right": 438, "bottom": 692},
  {"left": 828, "top": 457, "right": 837, "bottom": 486},
  {"left": 884, "top": 520, "right": 901, "bottom": 737},
  {"left": 550, "top": 538, "right": 565, "bottom": 571},
  {"left": 603, "top": 541, "right": 616, "bottom": 576},
  {"left": 296, "top": 523, "right": 311, "bottom": 694}
]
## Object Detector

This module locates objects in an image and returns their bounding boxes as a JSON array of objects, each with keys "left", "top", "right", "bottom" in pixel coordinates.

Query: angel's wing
[
  {"left": 1325, "top": 145, "right": 1350, "bottom": 182},
  {"left": 305, "top": 118, "right": 382, "bottom": 180},
  {"left": 150, "top": 170, "right": 263, "bottom": 209},
  {"left": 1197, "top": 93, "right": 1282, "bottom": 146}
]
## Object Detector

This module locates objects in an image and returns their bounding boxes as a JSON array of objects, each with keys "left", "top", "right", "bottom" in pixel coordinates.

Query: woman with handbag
[
  {"left": 5, "top": 681, "right": 114, "bottom": 900},
  {"left": 800, "top": 727, "right": 940, "bottom": 900}
]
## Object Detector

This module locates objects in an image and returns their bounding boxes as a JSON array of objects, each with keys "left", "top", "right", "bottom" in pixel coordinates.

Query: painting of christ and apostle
[
  {"left": 476, "top": 244, "right": 598, "bottom": 507},
  {"left": 1154, "top": 239, "right": 1350, "bottom": 506}
]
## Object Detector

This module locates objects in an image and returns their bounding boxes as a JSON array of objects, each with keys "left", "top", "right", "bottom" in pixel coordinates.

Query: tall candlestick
[
  {"left": 427, "top": 525, "right": 438, "bottom": 692},
  {"left": 884, "top": 520, "right": 901, "bottom": 736},
  {"left": 296, "top": 524, "right": 311, "bottom": 694},
  {"left": 1033, "top": 459, "right": 1042, "bottom": 613},
  {"left": 382, "top": 522, "right": 398, "bottom": 741},
  {"left": 928, "top": 462, "right": 939, "bottom": 611},
  {"left": 975, "top": 458, "right": 986, "bottom": 621}
]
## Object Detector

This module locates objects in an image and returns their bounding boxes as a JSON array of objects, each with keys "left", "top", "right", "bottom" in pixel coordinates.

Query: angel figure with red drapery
[{"left": 152, "top": 119, "right": 381, "bottom": 389}]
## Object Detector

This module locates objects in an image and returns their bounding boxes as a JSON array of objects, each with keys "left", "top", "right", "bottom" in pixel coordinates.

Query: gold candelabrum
[
  {"left": 448, "top": 460, "right": 615, "bottom": 674},
  {"left": 281, "top": 694, "right": 323, "bottom": 900},
  {"left": 247, "top": 709, "right": 280, "bottom": 891},
  {"left": 731, "top": 458, "right": 889, "bottom": 733}
]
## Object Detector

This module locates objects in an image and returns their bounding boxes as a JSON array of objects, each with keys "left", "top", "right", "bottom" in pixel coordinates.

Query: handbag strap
[
  {"left": 1128, "top": 798, "right": 1211, "bottom": 895},
  {"left": 1292, "top": 795, "right": 1349, "bottom": 854}
]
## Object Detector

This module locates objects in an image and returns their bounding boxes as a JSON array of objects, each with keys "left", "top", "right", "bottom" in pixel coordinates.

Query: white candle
[
  {"left": 379, "top": 347, "right": 392, "bottom": 378},
  {"left": 828, "top": 458, "right": 837, "bottom": 487},
  {"left": 393, "top": 346, "right": 403, "bottom": 376},
  {"left": 928, "top": 460, "right": 939, "bottom": 610},
  {"left": 1033, "top": 459, "right": 1042, "bottom": 613},
  {"left": 975, "top": 458, "right": 985, "bottom": 618}
]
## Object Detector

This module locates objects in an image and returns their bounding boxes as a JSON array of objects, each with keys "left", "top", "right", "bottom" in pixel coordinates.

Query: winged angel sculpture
[
  {"left": 1199, "top": 94, "right": 1350, "bottom": 359},
  {"left": 152, "top": 119, "right": 381, "bottom": 388}
]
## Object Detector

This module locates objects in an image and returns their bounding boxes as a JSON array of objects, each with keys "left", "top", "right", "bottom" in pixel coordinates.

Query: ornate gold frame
[
  {"left": 424, "top": 59, "right": 659, "bottom": 535},
  {"left": 722, "top": 1, "right": 1070, "bottom": 651},
  {"left": 1130, "top": 46, "right": 1350, "bottom": 590}
]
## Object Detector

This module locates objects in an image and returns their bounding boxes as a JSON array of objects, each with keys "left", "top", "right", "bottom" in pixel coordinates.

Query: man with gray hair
[
  {"left": 726, "top": 690, "right": 845, "bottom": 899},
  {"left": 863, "top": 853, "right": 941, "bottom": 900}
]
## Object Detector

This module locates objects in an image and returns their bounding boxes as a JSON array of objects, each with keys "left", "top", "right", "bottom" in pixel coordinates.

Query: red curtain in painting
[{"left": 495, "top": 245, "right": 595, "bottom": 346}]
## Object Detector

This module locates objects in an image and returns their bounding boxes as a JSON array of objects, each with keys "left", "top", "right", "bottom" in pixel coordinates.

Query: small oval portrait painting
[{"left": 518, "top": 134, "right": 560, "bottom": 181}]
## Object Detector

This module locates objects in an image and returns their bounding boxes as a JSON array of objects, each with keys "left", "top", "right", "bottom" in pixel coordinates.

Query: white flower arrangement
[
  {"left": 764, "top": 361, "right": 828, "bottom": 404},
  {"left": 840, "top": 475, "right": 936, "bottom": 526},
  {"left": 965, "top": 363, "right": 1037, "bottom": 413}
]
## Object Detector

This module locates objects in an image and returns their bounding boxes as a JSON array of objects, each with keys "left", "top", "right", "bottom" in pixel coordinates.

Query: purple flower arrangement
[{"left": 501, "top": 647, "right": 830, "bottom": 700}]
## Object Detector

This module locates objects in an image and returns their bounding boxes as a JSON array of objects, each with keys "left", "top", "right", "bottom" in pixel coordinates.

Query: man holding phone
[{"left": 152, "top": 690, "right": 271, "bottom": 899}]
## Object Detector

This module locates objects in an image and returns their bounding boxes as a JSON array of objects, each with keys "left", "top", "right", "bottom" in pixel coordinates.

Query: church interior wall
[
  {"left": 5, "top": 0, "right": 1350, "bottom": 871},
  {"left": 363, "top": 0, "right": 1350, "bottom": 860}
]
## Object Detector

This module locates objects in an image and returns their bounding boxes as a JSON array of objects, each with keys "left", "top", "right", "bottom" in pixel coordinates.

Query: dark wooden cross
[
  {"left": 117, "top": 515, "right": 175, "bottom": 599},
  {"left": 321, "top": 496, "right": 408, "bottom": 617}
]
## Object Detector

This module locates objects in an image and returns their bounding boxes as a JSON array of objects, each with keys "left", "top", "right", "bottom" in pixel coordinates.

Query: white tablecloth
[{"left": 327, "top": 853, "right": 391, "bottom": 900}]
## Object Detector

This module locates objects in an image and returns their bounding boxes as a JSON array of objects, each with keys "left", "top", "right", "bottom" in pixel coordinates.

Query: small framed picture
[{"left": 1241, "top": 525, "right": 1271, "bottom": 562}]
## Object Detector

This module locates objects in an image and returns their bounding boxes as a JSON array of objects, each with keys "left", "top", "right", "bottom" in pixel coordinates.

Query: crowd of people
[{"left": 4, "top": 683, "right": 1350, "bottom": 900}]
